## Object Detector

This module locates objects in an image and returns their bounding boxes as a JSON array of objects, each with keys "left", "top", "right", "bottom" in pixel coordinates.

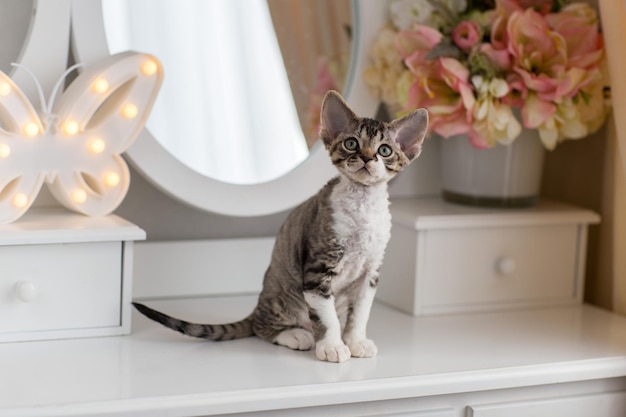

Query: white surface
[
  {"left": 133, "top": 238, "right": 272, "bottom": 299},
  {"left": 1, "top": 296, "right": 626, "bottom": 416},
  {"left": 131, "top": 198, "right": 599, "bottom": 303},
  {"left": 11, "top": 1, "right": 71, "bottom": 104},
  {"left": 421, "top": 224, "right": 579, "bottom": 306},
  {"left": 0, "top": 241, "right": 121, "bottom": 338},
  {"left": 469, "top": 391, "right": 626, "bottom": 417},
  {"left": 377, "top": 198, "right": 598, "bottom": 315},
  {"left": 0, "top": 207, "right": 145, "bottom": 245},
  {"left": 441, "top": 131, "right": 545, "bottom": 198},
  {"left": 389, "top": 197, "right": 601, "bottom": 230},
  {"left": 0, "top": 208, "right": 144, "bottom": 342}
]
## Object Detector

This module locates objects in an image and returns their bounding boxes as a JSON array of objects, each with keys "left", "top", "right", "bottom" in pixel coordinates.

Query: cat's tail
[{"left": 132, "top": 302, "right": 254, "bottom": 341}]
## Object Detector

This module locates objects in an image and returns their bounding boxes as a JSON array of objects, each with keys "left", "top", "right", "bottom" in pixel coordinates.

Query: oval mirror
[
  {"left": 101, "top": 0, "right": 351, "bottom": 185},
  {"left": 71, "top": 0, "right": 382, "bottom": 216}
]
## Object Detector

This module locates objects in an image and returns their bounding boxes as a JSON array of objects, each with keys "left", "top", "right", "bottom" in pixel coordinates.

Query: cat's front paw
[
  {"left": 315, "top": 340, "right": 351, "bottom": 363},
  {"left": 347, "top": 339, "right": 378, "bottom": 358}
]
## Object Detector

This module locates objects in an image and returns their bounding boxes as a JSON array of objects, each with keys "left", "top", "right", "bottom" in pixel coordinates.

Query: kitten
[{"left": 133, "top": 90, "right": 428, "bottom": 362}]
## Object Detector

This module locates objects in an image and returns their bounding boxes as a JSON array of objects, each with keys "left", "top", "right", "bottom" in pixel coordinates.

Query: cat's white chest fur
[{"left": 329, "top": 177, "right": 391, "bottom": 295}]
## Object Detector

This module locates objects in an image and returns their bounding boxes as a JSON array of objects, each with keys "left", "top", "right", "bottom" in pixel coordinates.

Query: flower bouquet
[{"left": 364, "top": 0, "right": 609, "bottom": 151}]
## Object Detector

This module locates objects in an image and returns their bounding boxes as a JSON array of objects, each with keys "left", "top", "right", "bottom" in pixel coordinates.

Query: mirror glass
[{"left": 102, "top": 0, "right": 352, "bottom": 185}]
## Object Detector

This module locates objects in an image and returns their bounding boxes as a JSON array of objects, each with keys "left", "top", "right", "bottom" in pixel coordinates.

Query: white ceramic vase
[{"left": 440, "top": 129, "right": 546, "bottom": 207}]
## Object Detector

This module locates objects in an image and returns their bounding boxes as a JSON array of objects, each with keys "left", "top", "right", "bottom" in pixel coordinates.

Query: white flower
[
  {"left": 390, "top": 0, "right": 468, "bottom": 30},
  {"left": 363, "top": 26, "right": 407, "bottom": 106},
  {"left": 488, "top": 78, "right": 509, "bottom": 98},
  {"left": 389, "top": 0, "right": 435, "bottom": 30},
  {"left": 557, "top": 99, "right": 588, "bottom": 139},
  {"left": 536, "top": 98, "right": 589, "bottom": 150},
  {"left": 471, "top": 76, "right": 520, "bottom": 147},
  {"left": 473, "top": 98, "right": 521, "bottom": 147},
  {"left": 440, "top": 0, "right": 467, "bottom": 14},
  {"left": 472, "top": 76, "right": 509, "bottom": 98}
]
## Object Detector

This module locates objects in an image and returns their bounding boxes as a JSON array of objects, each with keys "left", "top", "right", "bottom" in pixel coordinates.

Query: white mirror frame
[
  {"left": 71, "top": 0, "right": 386, "bottom": 217},
  {"left": 10, "top": 0, "right": 71, "bottom": 113}
]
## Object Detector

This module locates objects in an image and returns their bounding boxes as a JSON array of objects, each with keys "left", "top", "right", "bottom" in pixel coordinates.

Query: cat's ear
[
  {"left": 388, "top": 109, "right": 429, "bottom": 161},
  {"left": 320, "top": 90, "right": 358, "bottom": 147}
]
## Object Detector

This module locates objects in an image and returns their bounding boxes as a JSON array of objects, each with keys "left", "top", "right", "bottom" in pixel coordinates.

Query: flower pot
[{"left": 440, "top": 129, "right": 545, "bottom": 207}]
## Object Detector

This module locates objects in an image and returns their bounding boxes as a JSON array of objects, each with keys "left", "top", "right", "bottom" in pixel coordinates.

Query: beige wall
[
  {"left": 541, "top": 124, "right": 610, "bottom": 309},
  {"left": 542, "top": 0, "right": 626, "bottom": 314}
]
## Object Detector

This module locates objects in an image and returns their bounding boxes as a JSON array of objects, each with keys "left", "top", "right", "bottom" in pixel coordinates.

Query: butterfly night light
[{"left": 0, "top": 51, "right": 162, "bottom": 223}]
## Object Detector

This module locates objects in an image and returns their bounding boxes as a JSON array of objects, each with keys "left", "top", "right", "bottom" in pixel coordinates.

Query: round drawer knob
[
  {"left": 496, "top": 257, "right": 517, "bottom": 276},
  {"left": 15, "top": 281, "right": 37, "bottom": 302}
]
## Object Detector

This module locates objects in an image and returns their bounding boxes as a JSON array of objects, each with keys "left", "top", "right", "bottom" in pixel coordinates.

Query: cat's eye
[
  {"left": 378, "top": 144, "right": 393, "bottom": 157},
  {"left": 344, "top": 138, "right": 359, "bottom": 151}
]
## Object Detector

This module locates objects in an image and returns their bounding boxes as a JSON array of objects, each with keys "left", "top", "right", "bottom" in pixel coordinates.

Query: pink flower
[
  {"left": 546, "top": 3, "right": 604, "bottom": 70},
  {"left": 478, "top": 43, "right": 511, "bottom": 72},
  {"left": 490, "top": 0, "right": 523, "bottom": 50},
  {"left": 507, "top": 8, "right": 567, "bottom": 100},
  {"left": 364, "top": 0, "right": 609, "bottom": 150},
  {"left": 502, "top": 72, "right": 528, "bottom": 107},
  {"left": 513, "top": 0, "right": 555, "bottom": 14},
  {"left": 452, "top": 21, "right": 482, "bottom": 52},
  {"left": 554, "top": 67, "right": 601, "bottom": 100},
  {"left": 396, "top": 24, "right": 471, "bottom": 136},
  {"left": 404, "top": 56, "right": 475, "bottom": 138},
  {"left": 521, "top": 93, "right": 556, "bottom": 130},
  {"left": 395, "top": 25, "right": 443, "bottom": 60}
]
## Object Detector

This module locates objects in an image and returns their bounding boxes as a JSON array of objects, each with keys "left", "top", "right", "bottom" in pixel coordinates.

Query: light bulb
[
  {"left": 12, "top": 193, "right": 28, "bottom": 208},
  {"left": 23, "top": 122, "right": 40, "bottom": 137},
  {"left": 121, "top": 103, "right": 138, "bottom": 119},
  {"left": 71, "top": 189, "right": 87, "bottom": 204},
  {"left": 88, "top": 138, "right": 106, "bottom": 154},
  {"left": 104, "top": 172, "right": 120, "bottom": 187},
  {"left": 0, "top": 144, "right": 10, "bottom": 158},
  {"left": 91, "top": 78, "right": 109, "bottom": 93},
  {"left": 62, "top": 120, "right": 79, "bottom": 136},
  {"left": 0, "top": 81, "right": 11, "bottom": 96},
  {"left": 141, "top": 60, "right": 158, "bottom": 76}
]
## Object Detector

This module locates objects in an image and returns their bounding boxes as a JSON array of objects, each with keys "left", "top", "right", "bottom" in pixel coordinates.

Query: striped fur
[
  {"left": 133, "top": 91, "right": 428, "bottom": 362},
  {"left": 132, "top": 302, "right": 253, "bottom": 340}
]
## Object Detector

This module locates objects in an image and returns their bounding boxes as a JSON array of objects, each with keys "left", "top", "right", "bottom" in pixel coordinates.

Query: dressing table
[{"left": 2, "top": 1, "right": 626, "bottom": 416}]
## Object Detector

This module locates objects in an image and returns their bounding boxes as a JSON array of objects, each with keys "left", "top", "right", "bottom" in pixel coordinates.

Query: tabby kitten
[{"left": 133, "top": 90, "right": 428, "bottom": 362}]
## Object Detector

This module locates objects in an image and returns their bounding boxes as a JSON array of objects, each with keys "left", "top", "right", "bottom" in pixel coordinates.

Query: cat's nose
[{"left": 361, "top": 149, "right": 376, "bottom": 163}]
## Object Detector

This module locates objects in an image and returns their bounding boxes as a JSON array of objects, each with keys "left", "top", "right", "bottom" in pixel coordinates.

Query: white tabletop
[
  {"left": 2, "top": 296, "right": 626, "bottom": 417},
  {"left": 0, "top": 208, "right": 145, "bottom": 246},
  {"left": 389, "top": 198, "right": 600, "bottom": 230}
]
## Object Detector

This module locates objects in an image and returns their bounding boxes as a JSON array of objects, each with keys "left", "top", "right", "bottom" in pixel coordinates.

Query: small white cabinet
[
  {"left": 378, "top": 198, "right": 600, "bottom": 316},
  {"left": 0, "top": 208, "right": 145, "bottom": 342},
  {"left": 469, "top": 391, "right": 626, "bottom": 417}
]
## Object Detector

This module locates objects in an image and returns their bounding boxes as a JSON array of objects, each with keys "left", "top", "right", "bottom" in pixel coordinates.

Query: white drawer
[
  {"left": 421, "top": 225, "right": 578, "bottom": 308},
  {"left": 0, "top": 208, "right": 145, "bottom": 342},
  {"left": 469, "top": 391, "right": 626, "bottom": 417},
  {"left": 377, "top": 198, "right": 599, "bottom": 316},
  {"left": 0, "top": 242, "right": 123, "bottom": 340}
]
